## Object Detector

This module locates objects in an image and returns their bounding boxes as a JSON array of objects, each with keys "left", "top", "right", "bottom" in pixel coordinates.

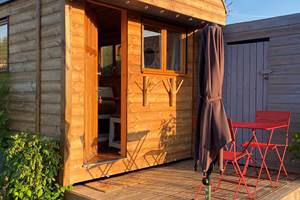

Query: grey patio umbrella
[{"left": 194, "top": 24, "right": 231, "bottom": 180}]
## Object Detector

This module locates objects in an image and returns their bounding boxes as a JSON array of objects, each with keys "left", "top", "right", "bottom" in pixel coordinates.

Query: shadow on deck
[{"left": 66, "top": 160, "right": 300, "bottom": 200}]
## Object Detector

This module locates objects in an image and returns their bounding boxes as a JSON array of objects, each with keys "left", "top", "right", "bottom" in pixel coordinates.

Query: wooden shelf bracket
[
  {"left": 163, "top": 77, "right": 184, "bottom": 107},
  {"left": 135, "top": 76, "right": 161, "bottom": 106}
]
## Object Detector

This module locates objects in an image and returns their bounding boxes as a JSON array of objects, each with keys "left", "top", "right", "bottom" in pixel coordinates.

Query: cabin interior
[{"left": 87, "top": 4, "right": 123, "bottom": 163}]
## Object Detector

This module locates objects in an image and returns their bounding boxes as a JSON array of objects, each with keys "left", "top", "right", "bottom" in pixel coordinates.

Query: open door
[
  {"left": 84, "top": 5, "right": 98, "bottom": 162},
  {"left": 83, "top": 1, "right": 127, "bottom": 164}
]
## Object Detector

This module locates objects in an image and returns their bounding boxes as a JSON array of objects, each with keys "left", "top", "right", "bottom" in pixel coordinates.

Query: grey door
[{"left": 223, "top": 40, "right": 269, "bottom": 160}]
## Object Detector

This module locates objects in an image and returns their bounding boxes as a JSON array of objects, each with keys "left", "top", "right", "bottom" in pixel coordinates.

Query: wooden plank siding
[
  {"left": 63, "top": 0, "right": 195, "bottom": 185},
  {"left": 1, "top": 0, "right": 226, "bottom": 185},
  {"left": 96, "top": 0, "right": 226, "bottom": 26},
  {"left": 40, "top": 0, "right": 64, "bottom": 138},
  {"left": 0, "top": 0, "right": 63, "bottom": 138},
  {"left": 135, "top": 0, "right": 227, "bottom": 25},
  {"left": 224, "top": 13, "right": 300, "bottom": 172}
]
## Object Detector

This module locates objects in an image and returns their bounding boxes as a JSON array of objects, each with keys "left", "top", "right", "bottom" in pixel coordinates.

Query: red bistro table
[{"left": 231, "top": 121, "right": 288, "bottom": 190}]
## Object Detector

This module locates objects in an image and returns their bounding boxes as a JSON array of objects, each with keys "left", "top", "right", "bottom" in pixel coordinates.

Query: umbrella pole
[
  {"left": 203, "top": 163, "right": 213, "bottom": 200},
  {"left": 202, "top": 172, "right": 211, "bottom": 200}
]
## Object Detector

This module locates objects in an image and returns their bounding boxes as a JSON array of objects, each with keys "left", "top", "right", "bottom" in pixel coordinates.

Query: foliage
[
  {"left": 288, "top": 132, "right": 300, "bottom": 161},
  {"left": 0, "top": 133, "right": 71, "bottom": 200},
  {"left": 0, "top": 72, "right": 70, "bottom": 199},
  {"left": 224, "top": 0, "right": 233, "bottom": 13},
  {"left": 0, "top": 72, "right": 8, "bottom": 133},
  {"left": 0, "top": 72, "right": 8, "bottom": 187}
]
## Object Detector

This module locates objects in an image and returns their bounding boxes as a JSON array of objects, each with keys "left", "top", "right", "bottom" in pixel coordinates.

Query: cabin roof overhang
[{"left": 86, "top": 0, "right": 227, "bottom": 26}]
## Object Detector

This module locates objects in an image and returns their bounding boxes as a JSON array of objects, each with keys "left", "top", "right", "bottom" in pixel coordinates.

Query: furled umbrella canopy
[{"left": 194, "top": 24, "right": 231, "bottom": 172}]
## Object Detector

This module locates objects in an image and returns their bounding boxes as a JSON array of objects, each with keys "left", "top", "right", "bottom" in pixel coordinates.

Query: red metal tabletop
[{"left": 232, "top": 121, "right": 288, "bottom": 131}]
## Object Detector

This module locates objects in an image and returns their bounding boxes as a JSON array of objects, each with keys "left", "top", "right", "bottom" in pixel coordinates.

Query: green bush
[
  {"left": 0, "top": 133, "right": 70, "bottom": 200},
  {"left": 0, "top": 72, "right": 9, "bottom": 133},
  {"left": 0, "top": 72, "right": 9, "bottom": 192},
  {"left": 288, "top": 132, "right": 300, "bottom": 161},
  {"left": 0, "top": 72, "right": 70, "bottom": 199}
]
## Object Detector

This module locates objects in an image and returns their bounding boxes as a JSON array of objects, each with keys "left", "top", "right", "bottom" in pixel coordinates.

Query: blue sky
[
  {"left": 0, "top": 24, "right": 7, "bottom": 40},
  {"left": 226, "top": 0, "right": 300, "bottom": 24}
]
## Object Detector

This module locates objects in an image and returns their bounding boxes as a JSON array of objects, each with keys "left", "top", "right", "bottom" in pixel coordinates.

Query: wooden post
[
  {"left": 170, "top": 78, "right": 176, "bottom": 107},
  {"left": 143, "top": 76, "right": 149, "bottom": 106},
  {"left": 60, "top": 0, "right": 68, "bottom": 186},
  {"left": 163, "top": 77, "right": 184, "bottom": 107},
  {"left": 136, "top": 76, "right": 160, "bottom": 107}
]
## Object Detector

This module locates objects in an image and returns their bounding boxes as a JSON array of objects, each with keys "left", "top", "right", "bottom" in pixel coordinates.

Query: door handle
[{"left": 259, "top": 69, "right": 272, "bottom": 80}]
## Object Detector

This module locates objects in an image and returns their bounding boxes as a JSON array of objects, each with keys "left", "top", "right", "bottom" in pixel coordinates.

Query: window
[
  {"left": 0, "top": 18, "right": 8, "bottom": 72},
  {"left": 0, "top": 0, "right": 10, "bottom": 5},
  {"left": 143, "top": 25, "right": 162, "bottom": 69},
  {"left": 167, "top": 31, "right": 186, "bottom": 73},
  {"left": 99, "top": 44, "right": 121, "bottom": 76},
  {"left": 142, "top": 20, "right": 187, "bottom": 75}
]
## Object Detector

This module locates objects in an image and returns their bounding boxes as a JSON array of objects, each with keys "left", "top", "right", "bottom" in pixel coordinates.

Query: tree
[{"left": 225, "top": 0, "right": 234, "bottom": 13}]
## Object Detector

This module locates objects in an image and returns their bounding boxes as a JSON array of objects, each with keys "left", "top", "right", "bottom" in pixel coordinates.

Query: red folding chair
[
  {"left": 216, "top": 119, "right": 253, "bottom": 199},
  {"left": 241, "top": 111, "right": 291, "bottom": 183}
]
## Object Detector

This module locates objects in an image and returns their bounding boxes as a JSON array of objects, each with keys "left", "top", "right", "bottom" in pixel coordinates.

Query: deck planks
[{"left": 66, "top": 160, "right": 300, "bottom": 200}]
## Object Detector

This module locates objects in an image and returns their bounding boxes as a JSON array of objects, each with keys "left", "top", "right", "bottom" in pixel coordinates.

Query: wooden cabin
[{"left": 0, "top": 0, "right": 227, "bottom": 185}]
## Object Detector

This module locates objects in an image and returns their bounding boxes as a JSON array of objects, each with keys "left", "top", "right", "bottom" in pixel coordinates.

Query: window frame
[
  {"left": 99, "top": 43, "right": 122, "bottom": 77},
  {"left": 141, "top": 19, "right": 188, "bottom": 76},
  {"left": 165, "top": 26, "right": 188, "bottom": 75},
  {"left": 142, "top": 21, "right": 164, "bottom": 72},
  {"left": 0, "top": 17, "right": 8, "bottom": 73}
]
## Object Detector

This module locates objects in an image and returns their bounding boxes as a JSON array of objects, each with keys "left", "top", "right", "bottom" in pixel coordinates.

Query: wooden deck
[{"left": 66, "top": 160, "right": 300, "bottom": 200}]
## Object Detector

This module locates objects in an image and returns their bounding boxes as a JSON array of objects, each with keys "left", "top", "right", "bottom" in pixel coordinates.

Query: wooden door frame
[
  {"left": 85, "top": 0, "right": 128, "bottom": 158},
  {"left": 120, "top": 8, "right": 128, "bottom": 157}
]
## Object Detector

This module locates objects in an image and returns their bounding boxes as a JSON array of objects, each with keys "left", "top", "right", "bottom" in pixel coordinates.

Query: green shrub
[
  {"left": 0, "top": 133, "right": 70, "bottom": 200},
  {"left": 288, "top": 132, "right": 300, "bottom": 161},
  {"left": 0, "top": 72, "right": 9, "bottom": 197},
  {"left": 0, "top": 72, "right": 9, "bottom": 133}
]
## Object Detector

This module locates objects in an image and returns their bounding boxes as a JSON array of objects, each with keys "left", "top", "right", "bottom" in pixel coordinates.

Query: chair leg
[
  {"left": 243, "top": 153, "right": 251, "bottom": 176},
  {"left": 233, "top": 160, "right": 252, "bottom": 199},
  {"left": 215, "top": 172, "right": 224, "bottom": 192},
  {"left": 246, "top": 147, "right": 260, "bottom": 178},
  {"left": 275, "top": 146, "right": 288, "bottom": 183},
  {"left": 194, "top": 183, "right": 203, "bottom": 200},
  {"left": 232, "top": 161, "right": 241, "bottom": 200},
  {"left": 216, "top": 160, "right": 228, "bottom": 191},
  {"left": 253, "top": 131, "right": 274, "bottom": 187},
  {"left": 242, "top": 155, "right": 254, "bottom": 199}
]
